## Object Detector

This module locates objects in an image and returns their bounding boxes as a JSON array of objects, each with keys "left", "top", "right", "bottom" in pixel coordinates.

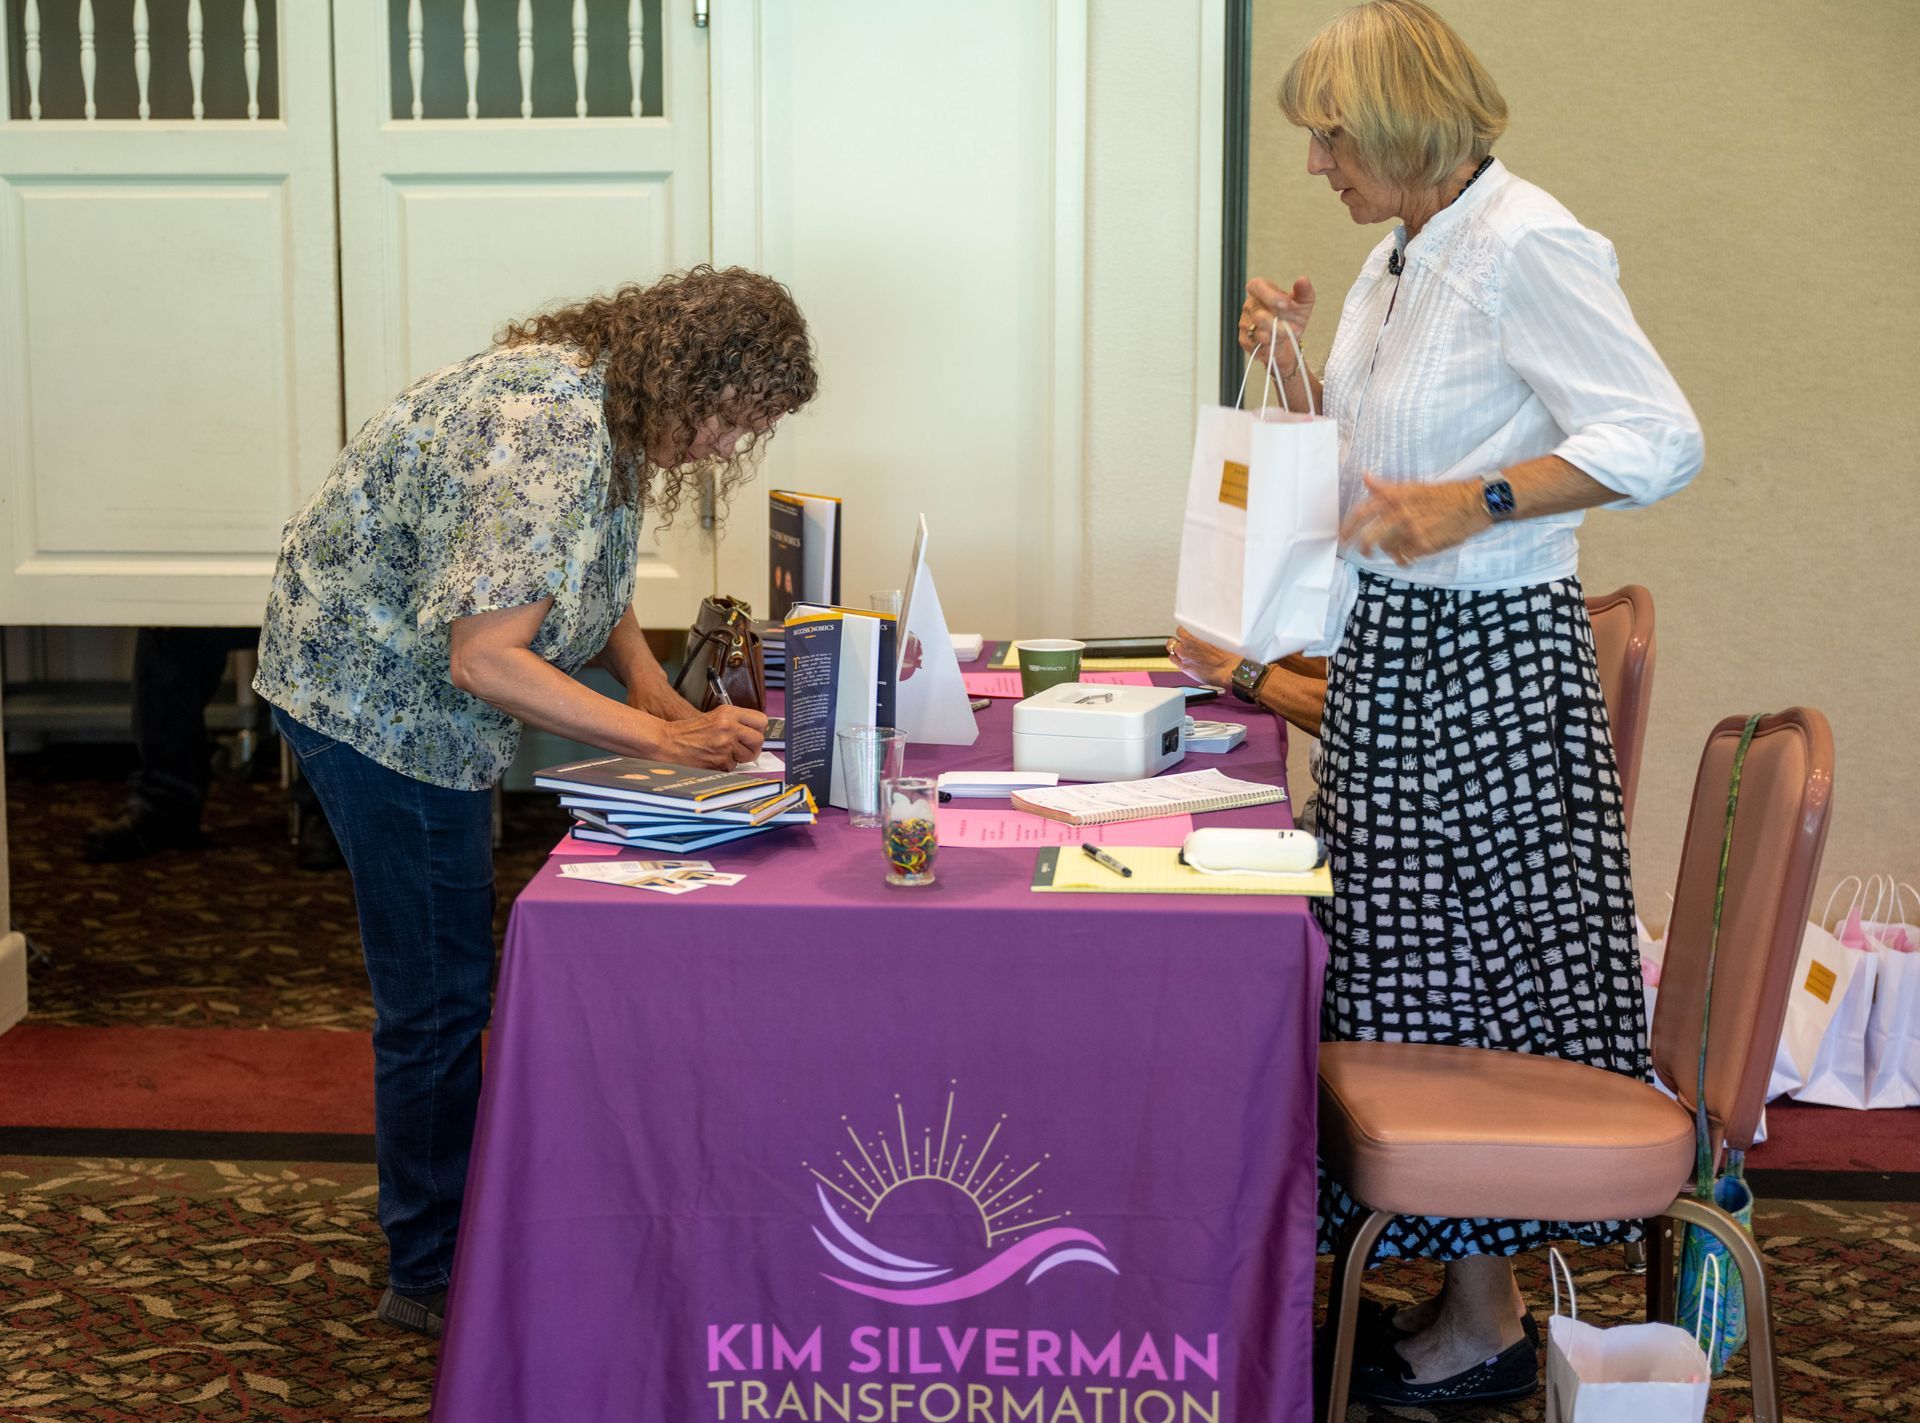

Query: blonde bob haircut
[{"left": 1279, "top": 0, "right": 1508, "bottom": 191}]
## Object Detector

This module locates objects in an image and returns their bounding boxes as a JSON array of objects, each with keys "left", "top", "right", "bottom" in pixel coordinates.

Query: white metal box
[{"left": 1012, "top": 683, "right": 1188, "bottom": 782}]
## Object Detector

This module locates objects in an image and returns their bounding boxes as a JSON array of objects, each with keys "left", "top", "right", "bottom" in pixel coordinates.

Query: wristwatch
[
  {"left": 1481, "top": 472, "right": 1517, "bottom": 522},
  {"left": 1230, "top": 658, "right": 1271, "bottom": 705}
]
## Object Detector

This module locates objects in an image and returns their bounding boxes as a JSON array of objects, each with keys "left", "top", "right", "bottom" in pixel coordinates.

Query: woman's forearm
[
  {"left": 1501, "top": 454, "right": 1620, "bottom": 520},
  {"left": 593, "top": 606, "right": 700, "bottom": 719},
  {"left": 1268, "top": 356, "right": 1323, "bottom": 418},
  {"left": 455, "top": 643, "right": 669, "bottom": 759},
  {"left": 1255, "top": 666, "right": 1327, "bottom": 740}
]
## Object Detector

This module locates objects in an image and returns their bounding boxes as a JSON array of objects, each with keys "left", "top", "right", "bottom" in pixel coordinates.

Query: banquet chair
[
  {"left": 1314, "top": 708, "right": 1834, "bottom": 1423},
  {"left": 1584, "top": 584, "right": 1656, "bottom": 834},
  {"left": 1281, "top": 585, "right": 1655, "bottom": 826}
]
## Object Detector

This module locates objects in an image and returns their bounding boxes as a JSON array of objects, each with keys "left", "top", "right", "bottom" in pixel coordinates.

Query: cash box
[{"left": 1012, "top": 683, "right": 1188, "bottom": 782}]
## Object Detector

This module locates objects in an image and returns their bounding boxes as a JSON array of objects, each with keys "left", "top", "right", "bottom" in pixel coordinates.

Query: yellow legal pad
[{"left": 1030, "top": 846, "right": 1333, "bottom": 896}]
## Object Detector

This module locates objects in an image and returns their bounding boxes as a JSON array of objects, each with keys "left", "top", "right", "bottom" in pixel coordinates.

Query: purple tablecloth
[{"left": 433, "top": 674, "right": 1326, "bottom": 1423}]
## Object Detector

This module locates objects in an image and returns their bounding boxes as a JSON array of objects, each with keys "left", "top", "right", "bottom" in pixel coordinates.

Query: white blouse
[{"left": 1309, "top": 158, "right": 1703, "bottom": 654}]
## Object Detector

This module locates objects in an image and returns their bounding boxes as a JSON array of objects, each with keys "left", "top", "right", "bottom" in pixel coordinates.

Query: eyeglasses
[{"left": 1307, "top": 126, "right": 1341, "bottom": 153}]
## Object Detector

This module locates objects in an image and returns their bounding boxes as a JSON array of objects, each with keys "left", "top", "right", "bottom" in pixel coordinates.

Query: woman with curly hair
[{"left": 253, "top": 265, "right": 817, "bottom": 1338}]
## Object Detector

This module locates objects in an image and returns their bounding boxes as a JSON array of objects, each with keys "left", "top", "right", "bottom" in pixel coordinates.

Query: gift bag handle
[
  {"left": 1548, "top": 1246, "right": 1578, "bottom": 1322},
  {"left": 1694, "top": 713, "right": 1764, "bottom": 1200},
  {"left": 1819, "top": 875, "right": 1863, "bottom": 933},
  {"left": 1231, "top": 322, "right": 1318, "bottom": 419},
  {"left": 1692, "top": 1251, "right": 1723, "bottom": 1358}
]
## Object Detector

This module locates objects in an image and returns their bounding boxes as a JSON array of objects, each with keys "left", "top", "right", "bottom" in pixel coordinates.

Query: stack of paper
[{"left": 536, "top": 755, "right": 816, "bottom": 853}]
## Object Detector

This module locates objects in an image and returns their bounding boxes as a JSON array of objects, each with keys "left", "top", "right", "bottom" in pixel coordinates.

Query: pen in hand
[
  {"left": 707, "top": 670, "right": 734, "bottom": 707},
  {"left": 1081, "top": 842, "right": 1133, "bottom": 878}
]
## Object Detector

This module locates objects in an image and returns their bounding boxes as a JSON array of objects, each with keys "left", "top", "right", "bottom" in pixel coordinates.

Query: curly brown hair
[{"left": 498, "top": 266, "right": 817, "bottom": 525}]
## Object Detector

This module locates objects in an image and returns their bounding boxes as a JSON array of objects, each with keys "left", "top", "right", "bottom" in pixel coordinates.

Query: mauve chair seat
[{"left": 1317, "top": 1041, "right": 1697, "bottom": 1223}]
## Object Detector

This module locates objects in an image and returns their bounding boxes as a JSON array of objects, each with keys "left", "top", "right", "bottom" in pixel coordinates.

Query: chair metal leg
[
  {"left": 1321, "top": 1208, "right": 1393, "bottom": 1423},
  {"left": 1643, "top": 1215, "right": 1678, "bottom": 1324},
  {"left": 1664, "top": 1196, "right": 1779, "bottom": 1423}
]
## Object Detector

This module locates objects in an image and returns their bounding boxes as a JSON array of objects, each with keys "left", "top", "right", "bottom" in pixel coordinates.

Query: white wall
[{"left": 1077, "top": 3, "right": 1219, "bottom": 637}]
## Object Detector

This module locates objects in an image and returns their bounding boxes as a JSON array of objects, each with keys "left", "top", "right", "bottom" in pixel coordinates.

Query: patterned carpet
[
  {"left": 10, "top": 754, "right": 565, "bottom": 1031},
  {"left": 0, "top": 1159, "right": 1913, "bottom": 1422},
  {"left": 6, "top": 754, "right": 1919, "bottom": 1420}
]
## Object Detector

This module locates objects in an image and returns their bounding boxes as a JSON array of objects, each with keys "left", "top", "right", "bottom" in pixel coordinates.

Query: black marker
[{"left": 1081, "top": 843, "right": 1132, "bottom": 878}]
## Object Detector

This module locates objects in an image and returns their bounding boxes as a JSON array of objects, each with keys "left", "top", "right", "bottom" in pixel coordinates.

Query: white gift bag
[
  {"left": 1173, "top": 334, "right": 1339, "bottom": 663},
  {"left": 1767, "top": 879, "right": 1863, "bottom": 1100},
  {"left": 1544, "top": 1250, "right": 1710, "bottom": 1423},
  {"left": 1863, "top": 882, "right": 1920, "bottom": 1108},
  {"left": 1792, "top": 876, "right": 1884, "bottom": 1108}
]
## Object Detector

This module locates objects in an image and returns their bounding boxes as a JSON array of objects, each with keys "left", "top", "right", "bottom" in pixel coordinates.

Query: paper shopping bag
[
  {"left": 1793, "top": 949, "right": 1878, "bottom": 1106},
  {"left": 1792, "top": 876, "right": 1883, "bottom": 1108},
  {"left": 1863, "top": 889, "right": 1920, "bottom": 1107},
  {"left": 1544, "top": 1250, "right": 1709, "bottom": 1423},
  {"left": 1767, "top": 917, "right": 1856, "bottom": 1100},
  {"left": 1174, "top": 344, "right": 1338, "bottom": 662}
]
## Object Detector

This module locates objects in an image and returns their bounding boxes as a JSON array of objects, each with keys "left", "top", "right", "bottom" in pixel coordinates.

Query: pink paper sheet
[
  {"left": 550, "top": 832, "right": 625, "bottom": 858},
  {"left": 961, "top": 670, "right": 1156, "bottom": 698},
  {"left": 936, "top": 807, "right": 1195, "bottom": 849}
]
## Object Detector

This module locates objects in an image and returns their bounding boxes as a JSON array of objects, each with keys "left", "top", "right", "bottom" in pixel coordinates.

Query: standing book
[
  {"left": 768, "top": 490, "right": 842, "bottom": 620},
  {"left": 782, "top": 607, "right": 897, "bottom": 809}
]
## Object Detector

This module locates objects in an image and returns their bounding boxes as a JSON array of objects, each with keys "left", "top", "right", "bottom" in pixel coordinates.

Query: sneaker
[
  {"left": 376, "top": 1286, "right": 446, "bottom": 1338},
  {"left": 82, "top": 814, "right": 207, "bottom": 864}
]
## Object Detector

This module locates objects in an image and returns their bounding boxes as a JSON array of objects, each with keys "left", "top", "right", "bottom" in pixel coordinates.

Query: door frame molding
[{"left": 709, "top": 0, "right": 1090, "bottom": 637}]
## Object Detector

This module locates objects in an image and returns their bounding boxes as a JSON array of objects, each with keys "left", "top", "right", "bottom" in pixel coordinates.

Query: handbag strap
[{"left": 1693, "top": 712, "right": 1765, "bottom": 1199}]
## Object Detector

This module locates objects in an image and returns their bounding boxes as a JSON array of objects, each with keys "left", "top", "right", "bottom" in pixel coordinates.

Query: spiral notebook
[{"left": 1010, "top": 768, "right": 1284, "bottom": 826}]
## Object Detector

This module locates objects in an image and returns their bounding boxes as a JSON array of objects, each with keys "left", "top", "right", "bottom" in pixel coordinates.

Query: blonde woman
[{"left": 1189, "top": 0, "right": 1702, "bottom": 1405}]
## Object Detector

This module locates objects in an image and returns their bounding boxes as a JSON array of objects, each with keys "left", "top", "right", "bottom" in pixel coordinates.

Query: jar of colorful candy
[{"left": 881, "top": 776, "right": 938, "bottom": 887}]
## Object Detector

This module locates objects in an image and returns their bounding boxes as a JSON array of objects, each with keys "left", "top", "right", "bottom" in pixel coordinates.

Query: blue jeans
[{"left": 272, "top": 705, "right": 495, "bottom": 1295}]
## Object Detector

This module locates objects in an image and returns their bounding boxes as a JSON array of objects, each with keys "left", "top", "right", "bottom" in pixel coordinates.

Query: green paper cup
[{"left": 1015, "top": 639, "right": 1086, "bottom": 698}]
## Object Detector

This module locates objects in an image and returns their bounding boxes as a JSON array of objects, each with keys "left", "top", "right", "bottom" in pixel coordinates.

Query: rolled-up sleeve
[{"left": 1498, "top": 224, "right": 1704, "bottom": 508}]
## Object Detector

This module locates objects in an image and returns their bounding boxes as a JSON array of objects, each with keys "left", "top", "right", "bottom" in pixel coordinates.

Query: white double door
[
  {"left": 0, "top": 0, "right": 714, "bottom": 627},
  {"left": 0, "top": 1, "right": 1084, "bottom": 637}
]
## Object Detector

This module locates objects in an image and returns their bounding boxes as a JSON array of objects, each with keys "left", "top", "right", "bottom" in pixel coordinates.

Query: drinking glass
[
  {"left": 837, "top": 726, "right": 906, "bottom": 829},
  {"left": 882, "top": 776, "right": 939, "bottom": 886}
]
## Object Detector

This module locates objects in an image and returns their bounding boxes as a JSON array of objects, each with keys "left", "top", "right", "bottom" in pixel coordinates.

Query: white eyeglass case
[{"left": 1012, "top": 683, "right": 1188, "bottom": 782}]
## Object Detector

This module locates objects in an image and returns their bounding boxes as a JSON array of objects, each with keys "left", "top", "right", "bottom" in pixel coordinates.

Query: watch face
[
  {"left": 1484, "top": 479, "right": 1517, "bottom": 519},
  {"left": 1233, "top": 659, "right": 1259, "bottom": 689}
]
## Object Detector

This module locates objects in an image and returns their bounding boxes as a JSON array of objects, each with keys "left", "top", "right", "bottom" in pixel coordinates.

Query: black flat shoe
[
  {"left": 82, "top": 814, "right": 207, "bottom": 863},
  {"left": 376, "top": 1286, "right": 446, "bottom": 1338},
  {"left": 1351, "top": 1332, "right": 1539, "bottom": 1407}
]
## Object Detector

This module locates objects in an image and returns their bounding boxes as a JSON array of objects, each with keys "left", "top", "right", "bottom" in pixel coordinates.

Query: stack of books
[
  {"left": 759, "top": 620, "right": 787, "bottom": 691},
  {"left": 536, "top": 756, "right": 816, "bottom": 853}
]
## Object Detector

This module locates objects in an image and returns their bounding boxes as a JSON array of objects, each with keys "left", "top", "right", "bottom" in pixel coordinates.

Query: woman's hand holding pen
[{"left": 658, "top": 706, "right": 766, "bottom": 769}]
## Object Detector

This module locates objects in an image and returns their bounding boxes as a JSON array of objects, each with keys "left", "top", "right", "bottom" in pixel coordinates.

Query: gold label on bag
[
  {"left": 1219, "top": 461, "right": 1249, "bottom": 509},
  {"left": 1804, "top": 961, "right": 1837, "bottom": 1004}
]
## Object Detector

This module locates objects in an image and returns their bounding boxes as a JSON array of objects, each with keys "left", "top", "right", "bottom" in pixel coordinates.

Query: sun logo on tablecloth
[{"left": 803, "top": 1085, "right": 1117, "bottom": 1305}]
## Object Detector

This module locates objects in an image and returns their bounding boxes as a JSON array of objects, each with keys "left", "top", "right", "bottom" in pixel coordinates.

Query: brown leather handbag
[{"left": 673, "top": 594, "right": 766, "bottom": 712}]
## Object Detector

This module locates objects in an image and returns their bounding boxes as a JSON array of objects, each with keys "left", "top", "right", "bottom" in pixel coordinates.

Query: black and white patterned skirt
[{"left": 1313, "top": 572, "right": 1648, "bottom": 1260}]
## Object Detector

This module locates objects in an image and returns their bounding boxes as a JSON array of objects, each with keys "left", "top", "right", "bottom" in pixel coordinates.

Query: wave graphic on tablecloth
[{"left": 815, "top": 1188, "right": 1116, "bottom": 1305}]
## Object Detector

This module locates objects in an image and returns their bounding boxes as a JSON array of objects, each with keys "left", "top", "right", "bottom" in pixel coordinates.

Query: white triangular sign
[{"left": 895, "top": 516, "right": 979, "bottom": 745}]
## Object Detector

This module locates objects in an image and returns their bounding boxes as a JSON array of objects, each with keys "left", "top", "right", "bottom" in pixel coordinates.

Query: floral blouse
[{"left": 255, "top": 344, "right": 639, "bottom": 790}]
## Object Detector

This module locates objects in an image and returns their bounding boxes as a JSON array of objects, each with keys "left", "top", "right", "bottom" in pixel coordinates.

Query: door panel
[
  {"left": 334, "top": 0, "right": 713, "bottom": 625},
  {"left": 0, "top": 1, "right": 340, "bottom": 625},
  {"left": 711, "top": 0, "right": 1087, "bottom": 639}
]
